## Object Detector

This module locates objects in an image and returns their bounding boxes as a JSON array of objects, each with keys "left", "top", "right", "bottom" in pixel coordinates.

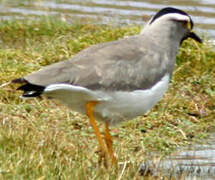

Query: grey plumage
[
  {"left": 14, "top": 24, "right": 180, "bottom": 91},
  {"left": 22, "top": 36, "right": 171, "bottom": 91},
  {"left": 13, "top": 7, "right": 201, "bottom": 98},
  {"left": 10, "top": 8, "right": 202, "bottom": 165}
]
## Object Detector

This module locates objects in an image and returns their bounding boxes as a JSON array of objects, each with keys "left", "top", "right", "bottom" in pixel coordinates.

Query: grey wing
[
  {"left": 70, "top": 36, "right": 167, "bottom": 91},
  {"left": 15, "top": 35, "right": 167, "bottom": 92}
]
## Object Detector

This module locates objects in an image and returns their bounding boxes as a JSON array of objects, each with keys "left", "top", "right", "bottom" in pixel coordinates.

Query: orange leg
[
  {"left": 104, "top": 121, "right": 117, "bottom": 166},
  {"left": 85, "top": 101, "right": 108, "bottom": 168}
]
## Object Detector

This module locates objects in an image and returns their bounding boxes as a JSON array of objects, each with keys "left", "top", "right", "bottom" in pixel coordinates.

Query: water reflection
[
  {"left": 140, "top": 134, "right": 215, "bottom": 179},
  {"left": 0, "top": 0, "right": 215, "bottom": 37}
]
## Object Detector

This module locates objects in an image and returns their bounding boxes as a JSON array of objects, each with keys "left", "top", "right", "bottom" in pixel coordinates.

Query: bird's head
[{"left": 144, "top": 7, "right": 202, "bottom": 44}]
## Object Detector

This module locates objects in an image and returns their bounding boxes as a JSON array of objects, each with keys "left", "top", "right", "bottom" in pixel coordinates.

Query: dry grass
[{"left": 0, "top": 17, "right": 214, "bottom": 179}]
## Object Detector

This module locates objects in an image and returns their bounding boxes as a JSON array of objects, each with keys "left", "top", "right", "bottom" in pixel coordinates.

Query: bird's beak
[
  {"left": 181, "top": 31, "right": 202, "bottom": 44},
  {"left": 186, "top": 31, "right": 202, "bottom": 43}
]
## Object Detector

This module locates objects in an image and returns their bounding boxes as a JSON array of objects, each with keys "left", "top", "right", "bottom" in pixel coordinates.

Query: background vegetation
[{"left": 0, "top": 17, "right": 214, "bottom": 179}]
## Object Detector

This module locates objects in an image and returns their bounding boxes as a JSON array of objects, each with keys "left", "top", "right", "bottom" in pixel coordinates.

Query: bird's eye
[
  {"left": 181, "top": 20, "right": 191, "bottom": 30},
  {"left": 182, "top": 21, "right": 187, "bottom": 26}
]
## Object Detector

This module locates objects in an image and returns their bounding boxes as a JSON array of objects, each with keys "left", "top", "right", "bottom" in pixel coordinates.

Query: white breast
[
  {"left": 94, "top": 73, "right": 170, "bottom": 124},
  {"left": 43, "top": 74, "right": 170, "bottom": 125}
]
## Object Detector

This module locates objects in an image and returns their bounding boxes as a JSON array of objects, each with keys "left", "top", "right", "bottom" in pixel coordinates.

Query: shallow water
[
  {"left": 140, "top": 134, "right": 215, "bottom": 179},
  {"left": 1, "top": 0, "right": 215, "bottom": 37},
  {"left": 2, "top": 0, "right": 215, "bottom": 178}
]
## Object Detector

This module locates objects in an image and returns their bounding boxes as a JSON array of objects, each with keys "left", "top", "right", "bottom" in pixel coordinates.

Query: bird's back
[{"left": 16, "top": 34, "right": 174, "bottom": 94}]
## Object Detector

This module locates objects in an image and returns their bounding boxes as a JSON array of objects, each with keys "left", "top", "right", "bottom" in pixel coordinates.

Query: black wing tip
[
  {"left": 19, "top": 84, "right": 45, "bottom": 97},
  {"left": 12, "top": 78, "right": 45, "bottom": 98},
  {"left": 22, "top": 91, "right": 43, "bottom": 98}
]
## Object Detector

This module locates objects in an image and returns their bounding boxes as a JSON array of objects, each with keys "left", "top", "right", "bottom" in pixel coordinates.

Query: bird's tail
[{"left": 12, "top": 78, "right": 45, "bottom": 98}]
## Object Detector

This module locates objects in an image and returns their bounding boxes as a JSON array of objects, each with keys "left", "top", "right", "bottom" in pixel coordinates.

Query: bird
[{"left": 12, "top": 7, "right": 202, "bottom": 167}]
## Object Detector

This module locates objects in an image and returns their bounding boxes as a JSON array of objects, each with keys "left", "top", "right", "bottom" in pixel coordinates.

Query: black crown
[{"left": 150, "top": 7, "right": 193, "bottom": 28}]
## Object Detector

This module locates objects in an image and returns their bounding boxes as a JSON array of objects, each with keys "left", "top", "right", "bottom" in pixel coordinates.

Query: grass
[{"left": 0, "top": 17, "right": 214, "bottom": 179}]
